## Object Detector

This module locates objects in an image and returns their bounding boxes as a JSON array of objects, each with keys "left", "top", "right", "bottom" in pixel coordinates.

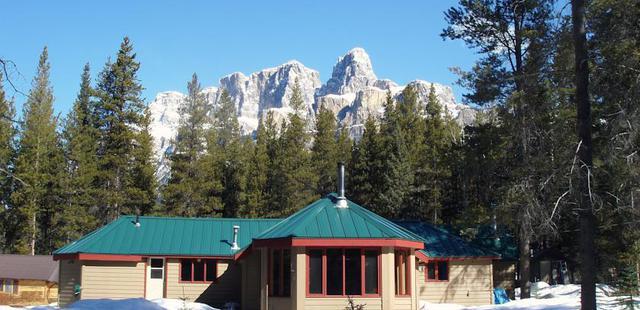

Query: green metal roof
[
  {"left": 395, "top": 221, "right": 499, "bottom": 259},
  {"left": 254, "top": 193, "right": 424, "bottom": 242},
  {"left": 54, "top": 216, "right": 281, "bottom": 257},
  {"left": 472, "top": 225, "right": 518, "bottom": 261}
]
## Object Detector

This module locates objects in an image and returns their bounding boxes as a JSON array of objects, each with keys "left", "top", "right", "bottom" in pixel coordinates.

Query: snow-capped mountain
[{"left": 149, "top": 48, "right": 476, "bottom": 182}]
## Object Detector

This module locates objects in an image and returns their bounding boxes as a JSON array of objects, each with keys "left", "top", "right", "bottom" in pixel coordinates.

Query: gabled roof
[
  {"left": 254, "top": 193, "right": 424, "bottom": 243},
  {"left": 0, "top": 254, "right": 59, "bottom": 282},
  {"left": 54, "top": 216, "right": 281, "bottom": 257},
  {"left": 394, "top": 221, "right": 499, "bottom": 259}
]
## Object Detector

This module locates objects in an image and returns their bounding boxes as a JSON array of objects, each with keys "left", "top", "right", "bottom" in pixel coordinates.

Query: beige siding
[
  {"left": 305, "top": 297, "right": 382, "bottom": 310},
  {"left": 394, "top": 297, "right": 413, "bottom": 310},
  {"left": 417, "top": 259, "right": 493, "bottom": 306},
  {"left": 241, "top": 251, "right": 262, "bottom": 310},
  {"left": 165, "top": 259, "right": 240, "bottom": 308},
  {"left": 80, "top": 261, "right": 145, "bottom": 299},
  {"left": 58, "top": 260, "right": 81, "bottom": 306}
]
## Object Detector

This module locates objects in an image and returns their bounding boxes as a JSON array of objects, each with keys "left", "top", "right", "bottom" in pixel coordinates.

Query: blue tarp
[{"left": 494, "top": 288, "right": 510, "bottom": 304}]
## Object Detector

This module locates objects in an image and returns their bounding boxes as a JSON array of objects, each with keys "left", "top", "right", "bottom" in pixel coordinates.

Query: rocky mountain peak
[{"left": 318, "top": 47, "right": 377, "bottom": 96}]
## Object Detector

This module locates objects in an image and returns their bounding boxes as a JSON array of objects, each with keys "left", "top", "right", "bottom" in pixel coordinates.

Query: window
[
  {"left": 307, "top": 248, "right": 380, "bottom": 297},
  {"left": 180, "top": 259, "right": 216, "bottom": 282},
  {"left": 150, "top": 258, "right": 164, "bottom": 279},
  {"left": 269, "top": 249, "right": 291, "bottom": 297},
  {"left": 308, "top": 250, "right": 323, "bottom": 294},
  {"left": 426, "top": 261, "right": 449, "bottom": 281},
  {"left": 364, "top": 250, "right": 379, "bottom": 294},
  {"left": 0, "top": 279, "right": 17, "bottom": 294},
  {"left": 395, "top": 250, "right": 411, "bottom": 296}
]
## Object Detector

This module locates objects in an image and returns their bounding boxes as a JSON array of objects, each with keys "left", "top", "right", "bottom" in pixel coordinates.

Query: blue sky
[{"left": 2, "top": 0, "right": 478, "bottom": 116}]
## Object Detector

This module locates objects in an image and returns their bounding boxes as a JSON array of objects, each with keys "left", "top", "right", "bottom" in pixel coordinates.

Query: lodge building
[{"left": 54, "top": 165, "right": 498, "bottom": 309}]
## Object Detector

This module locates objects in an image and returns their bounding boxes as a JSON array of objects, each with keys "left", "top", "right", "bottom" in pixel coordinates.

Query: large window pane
[
  {"left": 427, "top": 262, "right": 436, "bottom": 280},
  {"left": 326, "top": 249, "right": 343, "bottom": 295},
  {"left": 272, "top": 250, "right": 281, "bottom": 295},
  {"left": 438, "top": 261, "right": 449, "bottom": 280},
  {"left": 193, "top": 260, "right": 205, "bottom": 281},
  {"left": 345, "top": 249, "right": 362, "bottom": 295},
  {"left": 364, "top": 250, "right": 379, "bottom": 294},
  {"left": 309, "top": 250, "right": 323, "bottom": 294},
  {"left": 205, "top": 259, "right": 216, "bottom": 282},
  {"left": 181, "top": 260, "right": 192, "bottom": 281},
  {"left": 282, "top": 250, "right": 291, "bottom": 297}
]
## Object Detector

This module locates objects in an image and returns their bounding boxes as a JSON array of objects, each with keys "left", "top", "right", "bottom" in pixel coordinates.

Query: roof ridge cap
[{"left": 347, "top": 201, "right": 422, "bottom": 241}]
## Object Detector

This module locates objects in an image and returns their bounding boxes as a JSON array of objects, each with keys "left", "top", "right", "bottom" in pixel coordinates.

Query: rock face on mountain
[{"left": 149, "top": 47, "right": 475, "bottom": 181}]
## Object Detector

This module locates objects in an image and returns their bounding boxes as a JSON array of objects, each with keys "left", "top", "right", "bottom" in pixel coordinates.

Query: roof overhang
[
  {"left": 252, "top": 237, "right": 424, "bottom": 249},
  {"left": 53, "top": 253, "right": 143, "bottom": 262},
  {"left": 415, "top": 251, "right": 500, "bottom": 263}
]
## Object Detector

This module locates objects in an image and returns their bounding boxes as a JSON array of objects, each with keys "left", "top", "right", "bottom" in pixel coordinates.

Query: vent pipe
[
  {"left": 231, "top": 225, "right": 240, "bottom": 251},
  {"left": 336, "top": 162, "right": 348, "bottom": 208}
]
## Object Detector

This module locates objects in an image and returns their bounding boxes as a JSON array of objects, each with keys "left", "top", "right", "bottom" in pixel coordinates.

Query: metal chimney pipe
[
  {"left": 231, "top": 225, "right": 240, "bottom": 251},
  {"left": 336, "top": 162, "right": 348, "bottom": 208}
]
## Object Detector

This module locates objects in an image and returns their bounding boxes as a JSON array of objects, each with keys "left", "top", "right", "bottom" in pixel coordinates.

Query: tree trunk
[
  {"left": 519, "top": 222, "right": 531, "bottom": 299},
  {"left": 572, "top": 0, "right": 597, "bottom": 309}
]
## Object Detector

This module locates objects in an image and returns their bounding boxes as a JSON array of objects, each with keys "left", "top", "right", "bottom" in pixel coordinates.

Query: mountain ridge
[{"left": 149, "top": 47, "right": 476, "bottom": 183}]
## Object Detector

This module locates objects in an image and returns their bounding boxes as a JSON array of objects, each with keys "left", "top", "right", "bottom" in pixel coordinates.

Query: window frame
[
  {"left": 305, "top": 247, "right": 381, "bottom": 298},
  {"left": 394, "top": 249, "right": 412, "bottom": 297},
  {"left": 424, "top": 260, "right": 450, "bottom": 282},
  {"left": 0, "top": 279, "right": 17, "bottom": 295},
  {"left": 178, "top": 258, "right": 218, "bottom": 283},
  {"left": 268, "top": 248, "right": 291, "bottom": 297}
]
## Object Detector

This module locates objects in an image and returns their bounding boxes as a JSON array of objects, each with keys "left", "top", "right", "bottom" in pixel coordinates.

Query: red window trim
[
  {"left": 305, "top": 247, "right": 381, "bottom": 298},
  {"left": 178, "top": 258, "right": 217, "bottom": 284},
  {"left": 394, "top": 249, "right": 412, "bottom": 297},
  {"left": 268, "top": 248, "right": 291, "bottom": 297},
  {"left": 425, "top": 260, "right": 450, "bottom": 282}
]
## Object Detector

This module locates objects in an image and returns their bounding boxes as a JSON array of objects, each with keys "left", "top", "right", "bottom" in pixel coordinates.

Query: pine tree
[
  {"left": 94, "top": 37, "right": 147, "bottom": 222},
  {"left": 268, "top": 81, "right": 317, "bottom": 216},
  {"left": 248, "top": 111, "right": 280, "bottom": 217},
  {"left": 0, "top": 71, "right": 17, "bottom": 251},
  {"left": 125, "top": 108, "right": 157, "bottom": 215},
  {"left": 375, "top": 92, "right": 412, "bottom": 218},
  {"left": 162, "top": 74, "right": 210, "bottom": 216},
  {"left": 311, "top": 104, "right": 339, "bottom": 196},
  {"left": 10, "top": 47, "right": 65, "bottom": 254},
  {"left": 213, "top": 90, "right": 245, "bottom": 218},
  {"left": 406, "top": 84, "right": 459, "bottom": 222},
  {"left": 60, "top": 63, "right": 99, "bottom": 242},
  {"left": 349, "top": 116, "right": 380, "bottom": 208}
]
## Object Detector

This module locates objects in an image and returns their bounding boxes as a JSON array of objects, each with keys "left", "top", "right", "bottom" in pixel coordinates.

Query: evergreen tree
[
  {"left": 93, "top": 37, "right": 148, "bottom": 222},
  {"left": 405, "top": 84, "right": 457, "bottom": 222},
  {"left": 374, "top": 92, "right": 412, "bottom": 218},
  {"left": 10, "top": 47, "right": 65, "bottom": 254},
  {"left": 349, "top": 116, "right": 381, "bottom": 208},
  {"left": 250, "top": 111, "right": 281, "bottom": 217},
  {"left": 125, "top": 108, "right": 157, "bottom": 215},
  {"left": 60, "top": 63, "right": 98, "bottom": 242},
  {"left": 268, "top": 81, "right": 316, "bottom": 216},
  {"left": 162, "top": 74, "right": 210, "bottom": 216},
  {"left": 0, "top": 71, "right": 17, "bottom": 251},
  {"left": 443, "top": 0, "right": 556, "bottom": 298},
  {"left": 213, "top": 90, "right": 245, "bottom": 218},
  {"left": 311, "top": 104, "right": 339, "bottom": 196}
]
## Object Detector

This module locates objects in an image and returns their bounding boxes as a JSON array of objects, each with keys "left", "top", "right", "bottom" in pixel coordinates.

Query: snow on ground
[
  {"left": 0, "top": 298, "right": 218, "bottom": 310},
  {"left": 420, "top": 282, "right": 639, "bottom": 310}
]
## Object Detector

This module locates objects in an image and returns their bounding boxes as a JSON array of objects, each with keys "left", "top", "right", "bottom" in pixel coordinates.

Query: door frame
[{"left": 145, "top": 257, "right": 166, "bottom": 299}]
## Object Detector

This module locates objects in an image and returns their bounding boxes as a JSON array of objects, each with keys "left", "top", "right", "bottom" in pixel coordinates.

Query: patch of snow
[
  {"left": 3, "top": 298, "right": 219, "bottom": 310},
  {"left": 420, "top": 283, "right": 639, "bottom": 310}
]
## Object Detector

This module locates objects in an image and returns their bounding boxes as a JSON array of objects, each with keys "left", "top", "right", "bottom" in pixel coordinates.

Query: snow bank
[
  {"left": 1, "top": 298, "right": 218, "bottom": 310},
  {"left": 420, "top": 282, "right": 638, "bottom": 310}
]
